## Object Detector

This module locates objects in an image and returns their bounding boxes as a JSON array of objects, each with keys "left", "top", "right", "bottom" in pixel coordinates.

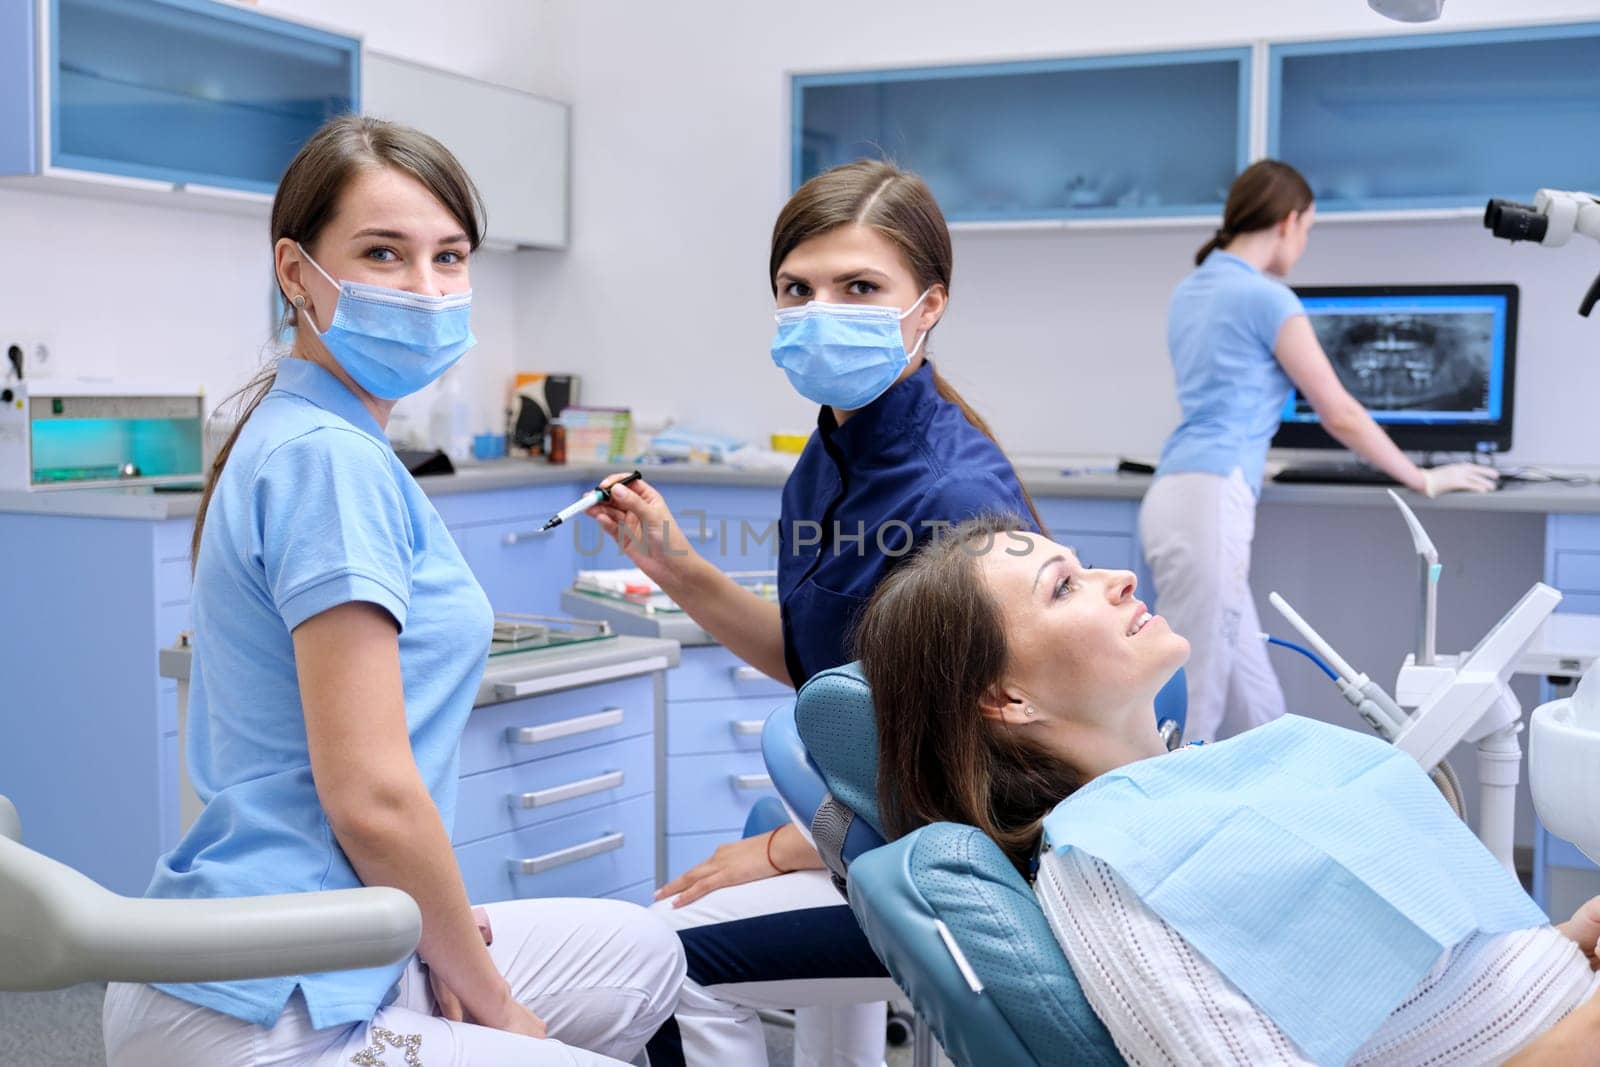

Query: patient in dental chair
[{"left": 856, "top": 516, "right": 1600, "bottom": 1067}]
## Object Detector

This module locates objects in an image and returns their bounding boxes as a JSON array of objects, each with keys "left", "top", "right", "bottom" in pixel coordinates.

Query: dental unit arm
[
  {"left": 1270, "top": 491, "right": 1562, "bottom": 874},
  {"left": 1484, "top": 189, "right": 1600, "bottom": 317}
]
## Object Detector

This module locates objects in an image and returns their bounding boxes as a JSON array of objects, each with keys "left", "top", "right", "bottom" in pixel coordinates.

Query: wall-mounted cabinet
[
  {"left": 1269, "top": 22, "right": 1600, "bottom": 214},
  {"left": 0, "top": 0, "right": 359, "bottom": 201},
  {"left": 797, "top": 21, "right": 1600, "bottom": 225},
  {"left": 792, "top": 48, "right": 1252, "bottom": 224},
  {"left": 362, "top": 52, "right": 570, "bottom": 250}
]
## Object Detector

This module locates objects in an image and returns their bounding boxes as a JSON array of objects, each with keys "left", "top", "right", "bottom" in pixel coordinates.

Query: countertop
[
  {"left": 159, "top": 633, "right": 681, "bottom": 707},
  {"left": 7, "top": 458, "right": 1600, "bottom": 519},
  {"left": 559, "top": 588, "right": 720, "bottom": 647}
]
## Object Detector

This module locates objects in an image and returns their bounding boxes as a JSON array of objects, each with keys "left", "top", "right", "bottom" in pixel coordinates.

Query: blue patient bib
[{"left": 1042, "top": 715, "right": 1546, "bottom": 1066}]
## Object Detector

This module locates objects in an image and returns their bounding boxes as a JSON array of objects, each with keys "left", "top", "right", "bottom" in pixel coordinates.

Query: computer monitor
[{"left": 1272, "top": 284, "right": 1518, "bottom": 454}]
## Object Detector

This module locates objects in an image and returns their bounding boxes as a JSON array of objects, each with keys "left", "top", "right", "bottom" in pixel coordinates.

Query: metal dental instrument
[
  {"left": 541, "top": 470, "right": 643, "bottom": 532},
  {"left": 1387, "top": 489, "right": 1440, "bottom": 667}
]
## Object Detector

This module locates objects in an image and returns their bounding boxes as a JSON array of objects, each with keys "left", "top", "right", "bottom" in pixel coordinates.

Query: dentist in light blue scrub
[
  {"left": 1139, "top": 159, "right": 1498, "bottom": 743},
  {"left": 100, "top": 116, "right": 684, "bottom": 1067}
]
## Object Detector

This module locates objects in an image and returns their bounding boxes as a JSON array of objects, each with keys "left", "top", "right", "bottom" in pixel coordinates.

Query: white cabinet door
[{"left": 362, "top": 52, "right": 569, "bottom": 250}]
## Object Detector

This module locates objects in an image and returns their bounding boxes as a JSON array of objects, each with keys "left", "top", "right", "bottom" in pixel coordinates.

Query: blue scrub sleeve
[
  {"left": 1250, "top": 278, "right": 1306, "bottom": 351},
  {"left": 254, "top": 428, "right": 413, "bottom": 633}
]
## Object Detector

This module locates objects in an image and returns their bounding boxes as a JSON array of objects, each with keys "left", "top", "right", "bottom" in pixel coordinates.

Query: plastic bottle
[{"left": 430, "top": 369, "right": 473, "bottom": 462}]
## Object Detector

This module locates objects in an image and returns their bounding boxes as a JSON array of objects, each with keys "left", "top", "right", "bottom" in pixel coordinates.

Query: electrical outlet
[{"left": 2, "top": 334, "right": 56, "bottom": 381}]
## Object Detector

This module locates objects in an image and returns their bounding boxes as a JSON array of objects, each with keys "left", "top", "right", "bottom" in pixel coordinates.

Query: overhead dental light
[{"left": 1369, "top": 0, "right": 1445, "bottom": 21}]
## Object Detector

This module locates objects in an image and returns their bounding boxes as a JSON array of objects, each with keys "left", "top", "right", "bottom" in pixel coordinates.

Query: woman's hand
[
  {"left": 427, "top": 969, "right": 548, "bottom": 1038},
  {"left": 1558, "top": 895, "right": 1600, "bottom": 969},
  {"left": 1421, "top": 463, "right": 1500, "bottom": 498},
  {"left": 656, "top": 825, "right": 816, "bottom": 909},
  {"left": 585, "top": 475, "right": 700, "bottom": 587}
]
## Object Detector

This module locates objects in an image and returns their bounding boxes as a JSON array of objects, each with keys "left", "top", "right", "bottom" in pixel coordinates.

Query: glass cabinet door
[
  {"left": 1270, "top": 23, "right": 1600, "bottom": 212},
  {"left": 51, "top": 0, "right": 359, "bottom": 193},
  {"left": 794, "top": 48, "right": 1251, "bottom": 223}
]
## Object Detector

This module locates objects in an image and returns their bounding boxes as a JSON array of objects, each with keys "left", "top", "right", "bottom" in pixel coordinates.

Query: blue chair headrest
[
  {"left": 847, "top": 823, "right": 1119, "bottom": 1067},
  {"left": 792, "top": 662, "right": 884, "bottom": 836}
]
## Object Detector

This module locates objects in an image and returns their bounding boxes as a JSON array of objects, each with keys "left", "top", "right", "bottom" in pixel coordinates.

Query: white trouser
[
  {"left": 1139, "top": 469, "right": 1286, "bottom": 742},
  {"left": 102, "top": 897, "right": 685, "bottom": 1067},
  {"left": 652, "top": 869, "right": 897, "bottom": 1067}
]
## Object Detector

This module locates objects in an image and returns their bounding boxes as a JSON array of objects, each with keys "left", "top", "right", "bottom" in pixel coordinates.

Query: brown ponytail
[
  {"left": 1195, "top": 159, "right": 1314, "bottom": 266},
  {"left": 770, "top": 160, "right": 1046, "bottom": 534},
  {"left": 191, "top": 115, "right": 485, "bottom": 567}
]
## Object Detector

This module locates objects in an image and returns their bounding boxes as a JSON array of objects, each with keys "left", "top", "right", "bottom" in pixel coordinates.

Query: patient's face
[{"left": 977, "top": 534, "right": 1189, "bottom": 750}]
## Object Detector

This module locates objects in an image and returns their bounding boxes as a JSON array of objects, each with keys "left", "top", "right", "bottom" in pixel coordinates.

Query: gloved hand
[{"left": 1421, "top": 463, "right": 1500, "bottom": 498}]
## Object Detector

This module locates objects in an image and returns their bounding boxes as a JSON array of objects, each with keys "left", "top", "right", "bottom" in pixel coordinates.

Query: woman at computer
[{"left": 1140, "top": 159, "right": 1499, "bottom": 742}]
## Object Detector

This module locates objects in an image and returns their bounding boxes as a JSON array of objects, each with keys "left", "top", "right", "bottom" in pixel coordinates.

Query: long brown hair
[
  {"left": 1194, "top": 159, "right": 1314, "bottom": 266},
  {"left": 770, "top": 160, "right": 1045, "bottom": 534},
  {"left": 191, "top": 115, "right": 485, "bottom": 566},
  {"left": 855, "top": 515, "right": 1080, "bottom": 874}
]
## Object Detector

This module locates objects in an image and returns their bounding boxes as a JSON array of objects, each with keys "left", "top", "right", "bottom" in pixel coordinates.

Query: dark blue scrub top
[{"left": 777, "top": 361, "right": 1037, "bottom": 685}]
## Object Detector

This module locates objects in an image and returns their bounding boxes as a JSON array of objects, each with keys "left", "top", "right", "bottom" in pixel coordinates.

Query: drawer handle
[
  {"left": 509, "top": 707, "right": 624, "bottom": 745},
  {"left": 731, "top": 719, "right": 765, "bottom": 737},
  {"left": 502, "top": 530, "right": 545, "bottom": 546},
  {"left": 514, "top": 832, "right": 625, "bottom": 875},
  {"left": 731, "top": 773, "right": 773, "bottom": 790},
  {"left": 731, "top": 666, "right": 768, "bottom": 683},
  {"left": 516, "top": 770, "right": 625, "bottom": 809}
]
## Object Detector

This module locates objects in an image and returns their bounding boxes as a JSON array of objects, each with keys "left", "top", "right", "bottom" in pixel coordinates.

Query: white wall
[
  {"left": 517, "top": 0, "right": 1600, "bottom": 466},
  {"left": 0, "top": 0, "right": 557, "bottom": 442}
]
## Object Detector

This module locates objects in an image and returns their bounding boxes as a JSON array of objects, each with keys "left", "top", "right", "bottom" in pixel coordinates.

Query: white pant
[
  {"left": 102, "top": 897, "right": 685, "bottom": 1066},
  {"left": 1139, "top": 469, "right": 1286, "bottom": 742},
  {"left": 651, "top": 869, "right": 897, "bottom": 1067}
]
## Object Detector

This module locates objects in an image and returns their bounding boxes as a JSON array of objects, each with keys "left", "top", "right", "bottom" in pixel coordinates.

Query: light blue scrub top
[
  {"left": 147, "top": 357, "right": 493, "bottom": 1029},
  {"left": 1155, "top": 251, "right": 1305, "bottom": 493}
]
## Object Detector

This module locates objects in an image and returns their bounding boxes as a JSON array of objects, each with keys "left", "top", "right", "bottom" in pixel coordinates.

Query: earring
[
  {"left": 1024, "top": 705, "right": 1036, "bottom": 718},
  {"left": 292, "top": 294, "right": 306, "bottom": 309}
]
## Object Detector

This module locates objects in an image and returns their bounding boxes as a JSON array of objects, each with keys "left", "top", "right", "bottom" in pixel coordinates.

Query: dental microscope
[{"left": 1484, "top": 190, "right": 1600, "bottom": 318}]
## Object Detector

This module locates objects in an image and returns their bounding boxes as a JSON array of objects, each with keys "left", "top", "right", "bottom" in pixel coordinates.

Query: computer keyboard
[{"left": 1272, "top": 464, "right": 1402, "bottom": 486}]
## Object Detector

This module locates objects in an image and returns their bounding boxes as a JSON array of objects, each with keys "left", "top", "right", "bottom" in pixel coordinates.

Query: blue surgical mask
[
  {"left": 771, "top": 289, "right": 933, "bottom": 410},
  {"left": 298, "top": 244, "right": 475, "bottom": 400}
]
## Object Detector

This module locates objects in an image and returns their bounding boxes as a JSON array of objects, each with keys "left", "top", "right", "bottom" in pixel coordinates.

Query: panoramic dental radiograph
[{"left": 1311, "top": 312, "right": 1493, "bottom": 413}]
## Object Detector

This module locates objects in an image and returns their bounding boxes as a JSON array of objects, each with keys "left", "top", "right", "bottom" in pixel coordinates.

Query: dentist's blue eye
[{"left": 365, "top": 246, "right": 398, "bottom": 262}]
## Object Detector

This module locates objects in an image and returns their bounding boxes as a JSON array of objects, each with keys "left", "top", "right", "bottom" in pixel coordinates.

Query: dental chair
[
  {"left": 761, "top": 663, "right": 1186, "bottom": 1067},
  {"left": 0, "top": 792, "right": 420, "bottom": 992}
]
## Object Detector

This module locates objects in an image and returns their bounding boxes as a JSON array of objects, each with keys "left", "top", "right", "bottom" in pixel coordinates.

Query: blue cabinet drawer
[
  {"left": 666, "top": 829, "right": 741, "bottom": 884},
  {"left": 668, "top": 645, "right": 791, "bottom": 702},
  {"left": 458, "top": 515, "right": 577, "bottom": 616},
  {"left": 1549, "top": 514, "right": 1600, "bottom": 554},
  {"left": 459, "top": 676, "right": 654, "bottom": 777},
  {"left": 666, "top": 696, "right": 786, "bottom": 756},
  {"left": 1554, "top": 552, "right": 1600, "bottom": 595},
  {"left": 667, "top": 750, "right": 776, "bottom": 835},
  {"left": 429, "top": 485, "right": 579, "bottom": 528},
  {"left": 456, "top": 793, "right": 654, "bottom": 904},
  {"left": 606, "top": 879, "right": 656, "bottom": 907},
  {"left": 1557, "top": 593, "right": 1600, "bottom": 617},
  {"left": 154, "top": 518, "right": 193, "bottom": 562},
  {"left": 1033, "top": 498, "right": 1139, "bottom": 537},
  {"left": 453, "top": 733, "right": 653, "bottom": 845}
]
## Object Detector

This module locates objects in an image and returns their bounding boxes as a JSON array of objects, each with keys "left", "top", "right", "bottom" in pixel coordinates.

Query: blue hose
[{"left": 1265, "top": 635, "right": 1338, "bottom": 681}]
